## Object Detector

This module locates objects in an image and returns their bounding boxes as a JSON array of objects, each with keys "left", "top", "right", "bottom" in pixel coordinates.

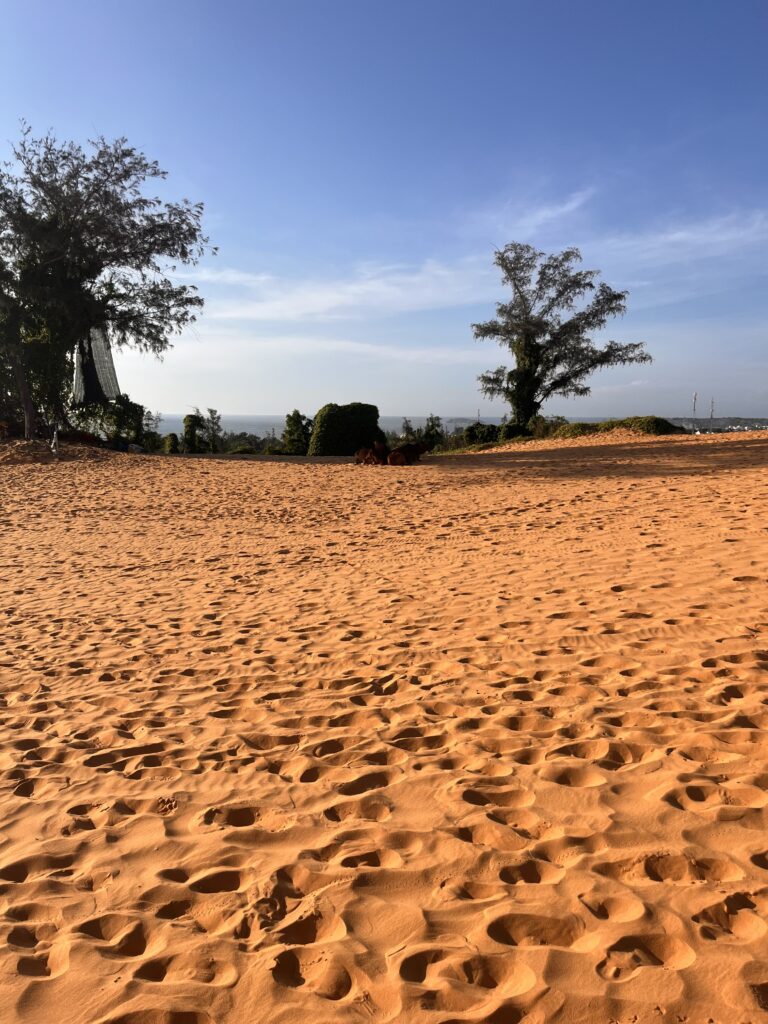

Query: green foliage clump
[
  {"left": 142, "top": 430, "right": 162, "bottom": 452},
  {"left": 227, "top": 444, "right": 256, "bottom": 455},
  {"left": 197, "top": 407, "right": 222, "bottom": 452},
  {"left": 422, "top": 413, "right": 446, "bottom": 449},
  {"left": 140, "top": 410, "right": 163, "bottom": 451},
  {"left": 182, "top": 412, "right": 205, "bottom": 453},
  {"left": 395, "top": 414, "right": 446, "bottom": 450},
  {"left": 553, "top": 422, "right": 598, "bottom": 438},
  {"left": 555, "top": 416, "right": 683, "bottom": 439},
  {"left": 163, "top": 432, "right": 179, "bottom": 454},
  {"left": 73, "top": 392, "right": 145, "bottom": 447},
  {"left": 282, "top": 409, "right": 313, "bottom": 455},
  {"left": 222, "top": 431, "right": 261, "bottom": 453},
  {"left": 599, "top": 416, "right": 684, "bottom": 435},
  {"left": 526, "top": 414, "right": 569, "bottom": 439},
  {"left": 463, "top": 421, "right": 499, "bottom": 445},
  {"left": 307, "top": 402, "right": 383, "bottom": 456}
]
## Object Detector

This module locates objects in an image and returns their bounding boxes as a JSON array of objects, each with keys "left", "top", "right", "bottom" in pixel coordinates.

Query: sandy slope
[{"left": 1, "top": 431, "right": 767, "bottom": 1024}]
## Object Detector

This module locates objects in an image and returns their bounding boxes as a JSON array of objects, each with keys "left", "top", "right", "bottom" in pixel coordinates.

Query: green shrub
[
  {"left": 553, "top": 422, "right": 598, "bottom": 438},
  {"left": 282, "top": 409, "right": 313, "bottom": 455},
  {"left": 163, "top": 432, "right": 180, "bottom": 454},
  {"left": 182, "top": 413, "right": 205, "bottom": 453},
  {"left": 497, "top": 421, "right": 525, "bottom": 442},
  {"left": 227, "top": 444, "right": 256, "bottom": 455},
  {"left": 463, "top": 421, "right": 499, "bottom": 445},
  {"left": 142, "top": 430, "right": 162, "bottom": 452},
  {"left": 75, "top": 393, "right": 145, "bottom": 447},
  {"left": 307, "top": 402, "right": 384, "bottom": 456},
  {"left": 525, "top": 415, "right": 570, "bottom": 439},
  {"left": 422, "top": 413, "right": 446, "bottom": 450},
  {"left": 611, "top": 416, "right": 684, "bottom": 435},
  {"left": 555, "top": 416, "right": 684, "bottom": 439}
]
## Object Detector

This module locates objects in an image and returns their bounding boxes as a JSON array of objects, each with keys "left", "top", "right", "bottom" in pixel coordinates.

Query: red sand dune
[{"left": 1, "top": 431, "right": 767, "bottom": 1024}]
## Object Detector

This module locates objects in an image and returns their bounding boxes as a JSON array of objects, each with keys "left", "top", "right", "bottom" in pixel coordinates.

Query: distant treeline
[{"left": 45, "top": 399, "right": 690, "bottom": 456}]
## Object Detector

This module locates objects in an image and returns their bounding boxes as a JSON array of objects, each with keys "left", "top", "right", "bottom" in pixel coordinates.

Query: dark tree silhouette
[{"left": 472, "top": 243, "right": 651, "bottom": 432}]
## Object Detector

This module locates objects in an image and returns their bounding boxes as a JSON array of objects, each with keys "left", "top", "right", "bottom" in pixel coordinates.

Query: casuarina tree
[
  {"left": 472, "top": 243, "right": 651, "bottom": 432},
  {"left": 0, "top": 125, "right": 213, "bottom": 437}
]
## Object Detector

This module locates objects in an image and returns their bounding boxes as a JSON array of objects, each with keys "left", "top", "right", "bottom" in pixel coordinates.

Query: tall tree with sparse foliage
[
  {"left": 472, "top": 243, "right": 651, "bottom": 432},
  {"left": 195, "top": 407, "right": 222, "bottom": 452},
  {"left": 0, "top": 125, "right": 213, "bottom": 437}
]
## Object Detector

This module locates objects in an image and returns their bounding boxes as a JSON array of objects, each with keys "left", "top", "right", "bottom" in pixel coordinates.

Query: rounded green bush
[
  {"left": 616, "top": 416, "right": 684, "bottom": 435},
  {"left": 307, "top": 402, "right": 384, "bottom": 456},
  {"left": 463, "top": 421, "right": 500, "bottom": 445},
  {"left": 163, "top": 432, "right": 180, "bottom": 454}
]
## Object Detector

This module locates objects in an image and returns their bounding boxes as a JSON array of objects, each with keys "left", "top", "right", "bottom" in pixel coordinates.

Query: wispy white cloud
[
  {"left": 507, "top": 188, "right": 597, "bottom": 237},
  {"left": 455, "top": 188, "right": 596, "bottom": 245},
  {"left": 175, "top": 266, "right": 275, "bottom": 287},
  {"left": 177, "top": 205, "right": 768, "bottom": 327},
  {"left": 187, "top": 330, "right": 486, "bottom": 365},
  {"left": 201, "top": 256, "right": 496, "bottom": 322},
  {"left": 597, "top": 211, "right": 768, "bottom": 266}
]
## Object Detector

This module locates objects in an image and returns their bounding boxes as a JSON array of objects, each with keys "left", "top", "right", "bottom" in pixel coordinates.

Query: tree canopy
[
  {"left": 472, "top": 243, "right": 651, "bottom": 431},
  {"left": 0, "top": 125, "right": 213, "bottom": 436},
  {"left": 282, "top": 409, "right": 313, "bottom": 455}
]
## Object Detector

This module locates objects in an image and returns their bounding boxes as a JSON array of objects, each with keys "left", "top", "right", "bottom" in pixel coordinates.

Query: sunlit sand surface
[{"left": 2, "top": 431, "right": 767, "bottom": 1023}]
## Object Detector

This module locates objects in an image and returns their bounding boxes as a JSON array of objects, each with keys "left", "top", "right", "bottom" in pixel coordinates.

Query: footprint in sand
[
  {"left": 338, "top": 770, "right": 393, "bottom": 796},
  {"left": 597, "top": 933, "right": 695, "bottom": 982},
  {"left": 499, "top": 859, "right": 565, "bottom": 885},
  {"left": 487, "top": 911, "right": 592, "bottom": 950},
  {"left": 579, "top": 893, "right": 646, "bottom": 923},
  {"left": 187, "top": 869, "right": 242, "bottom": 894},
  {"left": 541, "top": 764, "right": 605, "bottom": 788},
  {"left": 323, "top": 794, "right": 392, "bottom": 822},
  {"left": 399, "top": 946, "right": 454, "bottom": 983},
  {"left": 447, "top": 880, "right": 506, "bottom": 903},
  {"left": 78, "top": 914, "right": 148, "bottom": 957},
  {"left": 272, "top": 948, "right": 354, "bottom": 1000},
  {"left": 453, "top": 819, "right": 529, "bottom": 853},
  {"left": 596, "top": 850, "right": 743, "bottom": 884},
  {"left": 693, "top": 891, "right": 768, "bottom": 942},
  {"left": 462, "top": 786, "right": 533, "bottom": 808},
  {"left": 277, "top": 906, "right": 347, "bottom": 944},
  {"left": 0, "top": 852, "right": 75, "bottom": 884},
  {"left": 438, "top": 953, "right": 536, "bottom": 998}
]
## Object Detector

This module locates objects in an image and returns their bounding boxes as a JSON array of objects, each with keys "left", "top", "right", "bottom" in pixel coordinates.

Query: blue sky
[{"left": 2, "top": 0, "right": 766, "bottom": 418}]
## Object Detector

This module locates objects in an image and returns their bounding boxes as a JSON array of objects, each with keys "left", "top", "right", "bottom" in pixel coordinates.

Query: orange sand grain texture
[{"left": 1, "top": 432, "right": 767, "bottom": 1024}]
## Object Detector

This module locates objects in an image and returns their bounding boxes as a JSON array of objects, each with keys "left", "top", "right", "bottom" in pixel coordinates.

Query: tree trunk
[
  {"left": 510, "top": 381, "right": 541, "bottom": 432},
  {"left": 510, "top": 336, "right": 542, "bottom": 432},
  {"left": 8, "top": 343, "right": 36, "bottom": 439}
]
